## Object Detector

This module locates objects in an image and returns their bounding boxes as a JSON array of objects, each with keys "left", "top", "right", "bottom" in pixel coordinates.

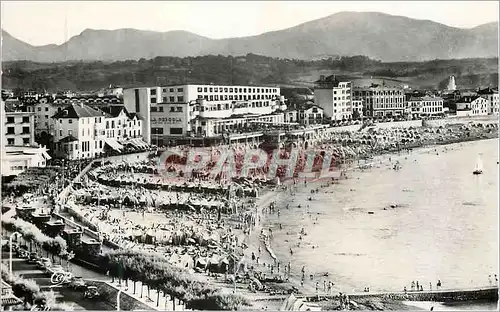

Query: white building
[
  {"left": 447, "top": 76, "right": 457, "bottom": 91},
  {"left": 351, "top": 99, "right": 364, "bottom": 119},
  {"left": 1, "top": 101, "right": 50, "bottom": 177},
  {"left": 477, "top": 88, "right": 499, "bottom": 115},
  {"left": 191, "top": 113, "right": 285, "bottom": 138},
  {"left": 51, "top": 103, "right": 106, "bottom": 160},
  {"left": 3, "top": 100, "right": 36, "bottom": 146},
  {"left": 455, "top": 96, "right": 489, "bottom": 117},
  {"left": 95, "top": 105, "right": 146, "bottom": 150},
  {"left": 407, "top": 96, "right": 444, "bottom": 119},
  {"left": 123, "top": 84, "right": 283, "bottom": 144},
  {"left": 314, "top": 75, "right": 352, "bottom": 121}
]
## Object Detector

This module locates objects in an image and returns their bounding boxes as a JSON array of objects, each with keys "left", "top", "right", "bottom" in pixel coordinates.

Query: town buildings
[
  {"left": 477, "top": 88, "right": 499, "bottom": 115},
  {"left": 352, "top": 84, "right": 406, "bottom": 118},
  {"left": 51, "top": 103, "right": 106, "bottom": 159},
  {"left": 407, "top": 96, "right": 444, "bottom": 119},
  {"left": 1, "top": 101, "right": 50, "bottom": 177},
  {"left": 314, "top": 75, "right": 352, "bottom": 121},
  {"left": 123, "top": 84, "right": 285, "bottom": 145},
  {"left": 455, "top": 96, "right": 489, "bottom": 117},
  {"left": 284, "top": 104, "right": 324, "bottom": 126},
  {"left": 3, "top": 100, "right": 36, "bottom": 146}
]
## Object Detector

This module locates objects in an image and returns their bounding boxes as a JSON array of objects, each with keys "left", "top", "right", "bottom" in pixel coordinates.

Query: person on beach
[
  {"left": 437, "top": 280, "right": 441, "bottom": 290},
  {"left": 411, "top": 281, "right": 415, "bottom": 291},
  {"left": 315, "top": 282, "right": 319, "bottom": 293},
  {"left": 429, "top": 282, "right": 432, "bottom": 291}
]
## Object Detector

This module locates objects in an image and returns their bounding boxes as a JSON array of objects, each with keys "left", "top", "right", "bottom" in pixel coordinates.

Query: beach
[{"left": 255, "top": 137, "right": 498, "bottom": 309}]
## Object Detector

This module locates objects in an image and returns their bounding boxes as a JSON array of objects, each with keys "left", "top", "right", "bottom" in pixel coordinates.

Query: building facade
[
  {"left": 123, "top": 84, "right": 283, "bottom": 144},
  {"left": 314, "top": 75, "right": 352, "bottom": 121},
  {"left": 3, "top": 101, "right": 36, "bottom": 146},
  {"left": 477, "top": 88, "right": 499, "bottom": 115},
  {"left": 1, "top": 101, "right": 50, "bottom": 177},
  {"left": 407, "top": 96, "right": 444, "bottom": 119},
  {"left": 352, "top": 84, "right": 405, "bottom": 117},
  {"left": 455, "top": 96, "right": 489, "bottom": 117},
  {"left": 51, "top": 103, "right": 106, "bottom": 159}
]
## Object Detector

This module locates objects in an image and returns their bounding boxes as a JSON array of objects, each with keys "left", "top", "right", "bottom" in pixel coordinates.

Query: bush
[
  {"left": 2, "top": 218, "right": 67, "bottom": 257},
  {"left": 102, "top": 250, "right": 248, "bottom": 310}
]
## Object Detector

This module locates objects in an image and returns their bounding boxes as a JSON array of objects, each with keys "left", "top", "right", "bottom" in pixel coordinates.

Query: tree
[{"left": 352, "top": 110, "right": 361, "bottom": 120}]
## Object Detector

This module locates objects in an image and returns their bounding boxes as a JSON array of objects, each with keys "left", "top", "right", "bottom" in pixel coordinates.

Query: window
[
  {"left": 60, "top": 130, "right": 63, "bottom": 136},
  {"left": 151, "top": 98, "right": 157, "bottom": 104},
  {"left": 224, "top": 88, "right": 228, "bottom": 92},
  {"left": 152, "top": 127, "right": 164, "bottom": 134},
  {"left": 6, "top": 126, "right": 14, "bottom": 134},
  {"left": 169, "top": 88, "right": 174, "bottom": 92},
  {"left": 209, "top": 87, "right": 213, "bottom": 92},
  {"left": 170, "top": 106, "right": 176, "bottom": 112},
  {"left": 198, "top": 87, "right": 203, "bottom": 92},
  {"left": 150, "top": 89, "right": 157, "bottom": 95},
  {"left": 177, "top": 88, "right": 183, "bottom": 92},
  {"left": 177, "top": 107, "right": 183, "bottom": 112},
  {"left": 230, "top": 88, "right": 233, "bottom": 92},
  {"left": 169, "top": 96, "right": 175, "bottom": 102},
  {"left": 45, "top": 107, "right": 48, "bottom": 111},
  {"left": 163, "top": 97, "right": 167, "bottom": 103},
  {"left": 69, "top": 130, "right": 73, "bottom": 136},
  {"left": 159, "top": 107, "right": 164, "bottom": 112},
  {"left": 204, "top": 87, "right": 208, "bottom": 92},
  {"left": 23, "top": 137, "right": 29, "bottom": 145},
  {"left": 6, "top": 117, "right": 14, "bottom": 124},
  {"left": 45, "top": 115, "right": 48, "bottom": 119},
  {"left": 7, "top": 138, "right": 14, "bottom": 145},
  {"left": 170, "top": 128, "right": 183, "bottom": 135},
  {"left": 151, "top": 107, "right": 158, "bottom": 112},
  {"left": 214, "top": 88, "right": 218, "bottom": 92},
  {"left": 22, "top": 116, "right": 29, "bottom": 123},
  {"left": 69, "top": 119, "right": 73, "bottom": 124},
  {"left": 219, "top": 87, "right": 223, "bottom": 92},
  {"left": 177, "top": 96, "right": 184, "bottom": 102},
  {"left": 37, "top": 107, "right": 41, "bottom": 112}
]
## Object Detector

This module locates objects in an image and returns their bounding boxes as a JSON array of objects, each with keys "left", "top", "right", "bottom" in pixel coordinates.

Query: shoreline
[{"left": 249, "top": 134, "right": 498, "bottom": 308}]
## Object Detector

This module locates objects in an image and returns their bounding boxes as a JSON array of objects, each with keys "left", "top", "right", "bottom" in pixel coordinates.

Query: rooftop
[{"left": 51, "top": 103, "right": 104, "bottom": 119}]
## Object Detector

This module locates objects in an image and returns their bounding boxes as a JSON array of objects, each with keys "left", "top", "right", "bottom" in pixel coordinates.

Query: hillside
[
  {"left": 1, "top": 12, "right": 498, "bottom": 62},
  {"left": 2, "top": 54, "right": 498, "bottom": 92}
]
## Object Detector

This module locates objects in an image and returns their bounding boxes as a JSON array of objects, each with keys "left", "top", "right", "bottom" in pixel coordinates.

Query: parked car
[
  {"left": 68, "top": 276, "right": 86, "bottom": 290},
  {"left": 36, "top": 258, "right": 51, "bottom": 270},
  {"left": 16, "top": 248, "right": 29, "bottom": 258},
  {"left": 83, "top": 286, "right": 100, "bottom": 299},
  {"left": 27, "top": 252, "right": 39, "bottom": 264}
]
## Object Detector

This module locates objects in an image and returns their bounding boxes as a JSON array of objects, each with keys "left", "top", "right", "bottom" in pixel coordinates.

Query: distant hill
[
  {"left": 2, "top": 12, "right": 498, "bottom": 62},
  {"left": 2, "top": 54, "right": 497, "bottom": 92}
]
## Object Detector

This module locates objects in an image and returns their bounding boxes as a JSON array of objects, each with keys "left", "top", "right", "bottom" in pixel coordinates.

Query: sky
[{"left": 1, "top": 1, "right": 499, "bottom": 46}]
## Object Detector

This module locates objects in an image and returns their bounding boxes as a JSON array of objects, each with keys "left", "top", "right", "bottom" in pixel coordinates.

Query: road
[{"left": 1, "top": 251, "right": 113, "bottom": 310}]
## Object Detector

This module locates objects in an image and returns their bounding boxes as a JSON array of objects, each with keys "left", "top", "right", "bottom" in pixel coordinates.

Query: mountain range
[{"left": 1, "top": 11, "right": 498, "bottom": 62}]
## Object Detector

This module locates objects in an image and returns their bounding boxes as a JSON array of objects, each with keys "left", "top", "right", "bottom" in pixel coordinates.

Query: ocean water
[{"left": 267, "top": 139, "right": 499, "bottom": 296}]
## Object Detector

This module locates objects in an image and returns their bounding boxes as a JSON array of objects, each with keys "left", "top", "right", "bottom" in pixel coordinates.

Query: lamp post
[
  {"left": 116, "top": 286, "right": 128, "bottom": 311},
  {"left": 9, "top": 231, "right": 21, "bottom": 274}
]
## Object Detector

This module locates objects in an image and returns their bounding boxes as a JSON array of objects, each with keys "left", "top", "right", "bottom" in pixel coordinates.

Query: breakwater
[{"left": 296, "top": 286, "right": 499, "bottom": 303}]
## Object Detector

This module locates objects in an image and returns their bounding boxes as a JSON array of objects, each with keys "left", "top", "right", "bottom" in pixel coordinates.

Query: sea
[{"left": 266, "top": 138, "right": 499, "bottom": 310}]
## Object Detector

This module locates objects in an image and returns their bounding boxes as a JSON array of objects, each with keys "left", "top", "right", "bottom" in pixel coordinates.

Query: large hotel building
[
  {"left": 352, "top": 84, "right": 406, "bottom": 117},
  {"left": 123, "top": 84, "right": 285, "bottom": 145}
]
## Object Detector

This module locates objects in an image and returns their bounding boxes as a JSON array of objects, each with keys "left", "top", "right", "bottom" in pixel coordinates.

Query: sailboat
[{"left": 473, "top": 155, "right": 483, "bottom": 175}]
